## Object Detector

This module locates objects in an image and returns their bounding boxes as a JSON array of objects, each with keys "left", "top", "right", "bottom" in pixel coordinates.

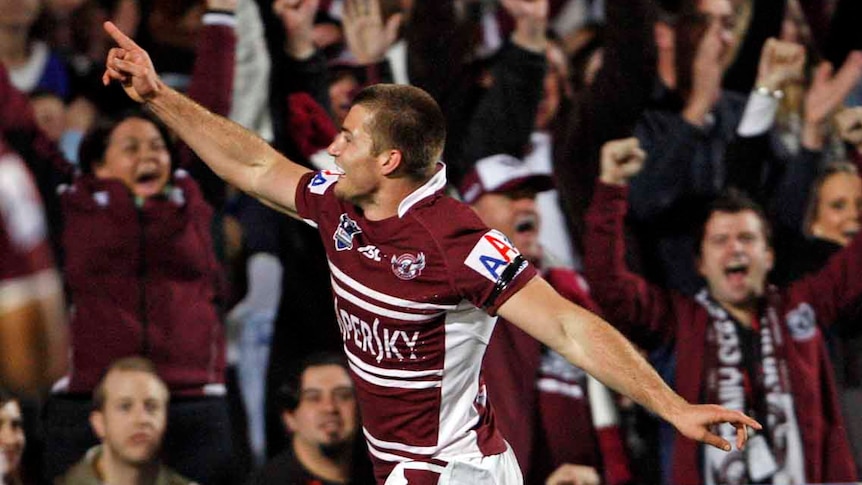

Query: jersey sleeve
[
  {"left": 294, "top": 170, "right": 341, "bottom": 227},
  {"left": 447, "top": 226, "right": 538, "bottom": 316}
]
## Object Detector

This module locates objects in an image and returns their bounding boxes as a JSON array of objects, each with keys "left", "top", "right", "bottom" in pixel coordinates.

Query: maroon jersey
[
  {"left": 0, "top": 142, "right": 55, "bottom": 314},
  {"left": 295, "top": 167, "right": 537, "bottom": 482}
]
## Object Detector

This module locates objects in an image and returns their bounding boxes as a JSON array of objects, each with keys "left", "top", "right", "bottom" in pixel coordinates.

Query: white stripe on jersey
[
  {"left": 329, "top": 260, "right": 459, "bottom": 311},
  {"left": 348, "top": 356, "right": 442, "bottom": 390},
  {"left": 436, "top": 307, "right": 496, "bottom": 452},
  {"left": 344, "top": 346, "right": 443, "bottom": 379},
  {"left": 364, "top": 427, "right": 443, "bottom": 455},
  {"left": 366, "top": 441, "right": 414, "bottom": 463},
  {"left": 399, "top": 462, "right": 447, "bottom": 474},
  {"left": 302, "top": 218, "right": 318, "bottom": 229},
  {"left": 331, "top": 278, "right": 443, "bottom": 322}
]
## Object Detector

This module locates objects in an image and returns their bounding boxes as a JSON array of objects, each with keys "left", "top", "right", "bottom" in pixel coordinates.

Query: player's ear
[{"left": 379, "top": 149, "right": 403, "bottom": 176}]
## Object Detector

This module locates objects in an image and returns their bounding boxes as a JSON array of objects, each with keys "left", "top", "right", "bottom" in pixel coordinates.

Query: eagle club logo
[
  {"left": 333, "top": 213, "right": 362, "bottom": 251},
  {"left": 391, "top": 252, "right": 426, "bottom": 280}
]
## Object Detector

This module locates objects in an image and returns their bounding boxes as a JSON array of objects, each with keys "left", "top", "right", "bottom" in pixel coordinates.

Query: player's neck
[
  {"left": 292, "top": 439, "right": 351, "bottom": 484},
  {"left": 360, "top": 178, "right": 426, "bottom": 221}
]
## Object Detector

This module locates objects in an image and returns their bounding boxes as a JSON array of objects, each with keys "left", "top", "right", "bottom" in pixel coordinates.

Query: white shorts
[{"left": 383, "top": 445, "right": 523, "bottom": 485}]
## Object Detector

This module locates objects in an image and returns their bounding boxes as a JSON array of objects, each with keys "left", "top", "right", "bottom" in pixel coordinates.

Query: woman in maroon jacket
[{"left": 36, "top": 10, "right": 239, "bottom": 485}]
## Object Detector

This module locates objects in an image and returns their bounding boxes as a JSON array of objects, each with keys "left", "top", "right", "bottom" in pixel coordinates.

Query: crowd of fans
[{"left": 1, "top": 0, "right": 862, "bottom": 483}]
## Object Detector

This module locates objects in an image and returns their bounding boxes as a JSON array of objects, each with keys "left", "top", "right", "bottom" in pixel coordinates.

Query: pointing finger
[{"left": 103, "top": 21, "right": 141, "bottom": 51}]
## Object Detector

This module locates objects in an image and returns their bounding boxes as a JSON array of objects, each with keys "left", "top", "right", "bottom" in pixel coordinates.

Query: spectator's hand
[
  {"left": 805, "top": 52, "right": 862, "bottom": 126},
  {"left": 502, "top": 0, "right": 548, "bottom": 53},
  {"left": 754, "top": 38, "right": 805, "bottom": 92},
  {"left": 599, "top": 138, "right": 646, "bottom": 186},
  {"left": 683, "top": 19, "right": 724, "bottom": 126},
  {"left": 834, "top": 106, "right": 862, "bottom": 147},
  {"left": 545, "top": 464, "right": 601, "bottom": 485},
  {"left": 102, "top": 21, "right": 161, "bottom": 103},
  {"left": 801, "top": 51, "right": 862, "bottom": 149},
  {"left": 207, "top": 0, "right": 237, "bottom": 12},
  {"left": 342, "top": 0, "right": 402, "bottom": 65},
  {"left": 273, "top": 0, "right": 319, "bottom": 59},
  {"left": 670, "top": 403, "right": 760, "bottom": 452}
]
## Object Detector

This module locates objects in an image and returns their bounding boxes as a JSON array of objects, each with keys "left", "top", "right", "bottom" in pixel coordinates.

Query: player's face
[
  {"left": 95, "top": 118, "right": 171, "bottom": 198},
  {"left": 811, "top": 171, "right": 862, "bottom": 247},
  {"left": 327, "top": 105, "right": 384, "bottom": 205},
  {"left": 0, "top": 400, "right": 25, "bottom": 477},
  {"left": 90, "top": 370, "right": 168, "bottom": 467},
  {"left": 283, "top": 365, "right": 357, "bottom": 450},
  {"left": 698, "top": 210, "right": 773, "bottom": 310},
  {"left": 472, "top": 190, "right": 542, "bottom": 264}
]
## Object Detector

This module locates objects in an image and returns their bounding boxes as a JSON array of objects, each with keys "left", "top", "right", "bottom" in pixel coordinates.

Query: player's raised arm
[
  {"left": 101, "top": 21, "right": 312, "bottom": 217},
  {"left": 497, "top": 276, "right": 760, "bottom": 453}
]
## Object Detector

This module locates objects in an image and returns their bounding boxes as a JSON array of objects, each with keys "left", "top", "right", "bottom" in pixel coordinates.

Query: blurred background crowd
[{"left": 1, "top": 0, "right": 862, "bottom": 483}]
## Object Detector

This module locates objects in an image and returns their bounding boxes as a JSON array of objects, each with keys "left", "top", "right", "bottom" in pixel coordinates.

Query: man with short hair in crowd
[
  {"left": 463, "top": 154, "right": 633, "bottom": 485},
  {"left": 249, "top": 352, "right": 373, "bottom": 484},
  {"left": 585, "top": 137, "right": 862, "bottom": 484},
  {"left": 57, "top": 356, "right": 195, "bottom": 485}
]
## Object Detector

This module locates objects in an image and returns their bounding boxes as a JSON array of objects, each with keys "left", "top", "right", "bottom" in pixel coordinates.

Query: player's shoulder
[{"left": 409, "top": 193, "right": 487, "bottom": 237}]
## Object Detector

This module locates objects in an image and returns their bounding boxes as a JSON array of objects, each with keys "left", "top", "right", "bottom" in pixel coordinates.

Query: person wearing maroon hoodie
[
  {"left": 584, "top": 137, "right": 860, "bottom": 485},
  {"left": 4, "top": 4, "right": 241, "bottom": 483},
  {"left": 463, "top": 154, "right": 634, "bottom": 485}
]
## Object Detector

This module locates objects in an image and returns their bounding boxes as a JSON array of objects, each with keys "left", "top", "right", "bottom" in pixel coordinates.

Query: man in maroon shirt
[
  {"left": 585, "top": 137, "right": 860, "bottom": 484},
  {"left": 102, "top": 20, "right": 760, "bottom": 484}
]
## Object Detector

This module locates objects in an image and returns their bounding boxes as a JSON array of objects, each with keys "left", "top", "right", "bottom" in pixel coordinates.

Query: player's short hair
[
  {"left": 352, "top": 84, "right": 446, "bottom": 182},
  {"left": 92, "top": 356, "right": 168, "bottom": 411}
]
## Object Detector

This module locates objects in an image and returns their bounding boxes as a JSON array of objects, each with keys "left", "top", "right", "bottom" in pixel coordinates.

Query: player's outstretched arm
[
  {"left": 101, "top": 21, "right": 311, "bottom": 217},
  {"left": 497, "top": 276, "right": 761, "bottom": 452}
]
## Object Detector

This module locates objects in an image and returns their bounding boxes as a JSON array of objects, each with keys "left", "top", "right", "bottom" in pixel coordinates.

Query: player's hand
[
  {"left": 599, "top": 137, "right": 646, "bottom": 186},
  {"left": 545, "top": 463, "right": 600, "bottom": 485},
  {"left": 671, "top": 403, "right": 761, "bottom": 452},
  {"left": 102, "top": 21, "right": 161, "bottom": 103},
  {"left": 754, "top": 38, "right": 805, "bottom": 92}
]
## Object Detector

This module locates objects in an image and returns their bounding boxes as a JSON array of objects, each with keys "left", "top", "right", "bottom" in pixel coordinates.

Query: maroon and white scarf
[{"left": 696, "top": 290, "right": 805, "bottom": 485}]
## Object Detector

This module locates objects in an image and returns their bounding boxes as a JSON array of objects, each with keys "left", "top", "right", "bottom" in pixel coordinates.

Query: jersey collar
[{"left": 397, "top": 161, "right": 447, "bottom": 218}]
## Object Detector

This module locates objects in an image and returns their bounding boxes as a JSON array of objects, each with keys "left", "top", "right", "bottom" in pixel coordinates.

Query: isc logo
[{"left": 464, "top": 230, "right": 521, "bottom": 282}]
